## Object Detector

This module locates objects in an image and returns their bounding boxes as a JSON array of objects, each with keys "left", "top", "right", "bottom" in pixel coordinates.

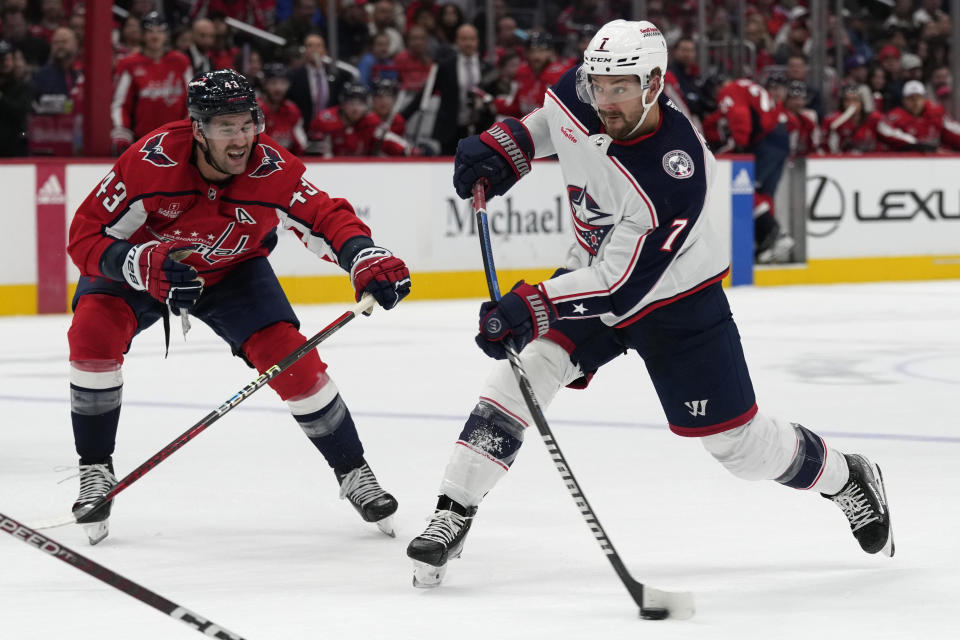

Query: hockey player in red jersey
[
  {"left": 307, "top": 82, "right": 412, "bottom": 157},
  {"left": 110, "top": 12, "right": 193, "bottom": 155},
  {"left": 702, "top": 75, "right": 791, "bottom": 260},
  {"left": 370, "top": 78, "right": 407, "bottom": 138},
  {"left": 407, "top": 19, "right": 894, "bottom": 589},
  {"left": 781, "top": 81, "right": 820, "bottom": 157},
  {"left": 822, "top": 84, "right": 920, "bottom": 154},
  {"left": 258, "top": 63, "right": 308, "bottom": 155},
  {"left": 67, "top": 69, "right": 411, "bottom": 545},
  {"left": 886, "top": 80, "right": 960, "bottom": 151}
]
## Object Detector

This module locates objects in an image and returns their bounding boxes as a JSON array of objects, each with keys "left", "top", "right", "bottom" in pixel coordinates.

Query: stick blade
[
  {"left": 25, "top": 513, "right": 77, "bottom": 530},
  {"left": 640, "top": 586, "right": 695, "bottom": 620}
]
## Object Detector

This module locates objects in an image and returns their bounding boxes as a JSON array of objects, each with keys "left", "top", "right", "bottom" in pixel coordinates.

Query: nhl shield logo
[{"left": 662, "top": 150, "right": 694, "bottom": 179}]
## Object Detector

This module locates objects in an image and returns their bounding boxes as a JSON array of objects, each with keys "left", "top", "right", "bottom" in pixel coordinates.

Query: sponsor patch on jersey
[
  {"left": 249, "top": 144, "right": 285, "bottom": 178},
  {"left": 560, "top": 126, "right": 578, "bottom": 143},
  {"left": 157, "top": 201, "right": 183, "bottom": 218},
  {"left": 662, "top": 150, "right": 694, "bottom": 179}
]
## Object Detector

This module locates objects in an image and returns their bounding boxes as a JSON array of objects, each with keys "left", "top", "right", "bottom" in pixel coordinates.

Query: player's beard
[
  {"left": 598, "top": 109, "right": 636, "bottom": 140},
  {"left": 199, "top": 136, "right": 252, "bottom": 177}
]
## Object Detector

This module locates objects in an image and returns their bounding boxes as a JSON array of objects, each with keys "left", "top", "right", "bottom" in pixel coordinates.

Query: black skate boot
[
  {"left": 822, "top": 454, "right": 894, "bottom": 557},
  {"left": 335, "top": 458, "right": 398, "bottom": 537},
  {"left": 71, "top": 457, "right": 117, "bottom": 546},
  {"left": 406, "top": 495, "right": 478, "bottom": 588}
]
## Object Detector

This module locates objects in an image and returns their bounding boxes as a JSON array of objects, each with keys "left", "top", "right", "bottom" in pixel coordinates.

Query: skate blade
[
  {"left": 375, "top": 516, "right": 396, "bottom": 538},
  {"left": 82, "top": 521, "right": 109, "bottom": 546},
  {"left": 874, "top": 464, "right": 895, "bottom": 558},
  {"left": 411, "top": 560, "right": 446, "bottom": 588}
]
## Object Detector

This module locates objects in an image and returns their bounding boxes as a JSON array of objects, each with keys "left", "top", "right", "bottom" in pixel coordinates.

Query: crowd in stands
[{"left": 0, "top": 0, "right": 958, "bottom": 160}]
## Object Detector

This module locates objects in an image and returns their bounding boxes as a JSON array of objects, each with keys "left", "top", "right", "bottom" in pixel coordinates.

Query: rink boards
[{"left": 0, "top": 155, "right": 958, "bottom": 315}]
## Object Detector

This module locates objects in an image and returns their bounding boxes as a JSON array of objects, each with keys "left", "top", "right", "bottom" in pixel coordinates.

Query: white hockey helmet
[{"left": 576, "top": 20, "right": 668, "bottom": 133}]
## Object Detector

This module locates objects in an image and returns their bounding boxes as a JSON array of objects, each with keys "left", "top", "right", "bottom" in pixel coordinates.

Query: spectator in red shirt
[
  {"left": 394, "top": 24, "right": 433, "bottom": 92},
  {"left": 29, "top": 0, "right": 65, "bottom": 44}
]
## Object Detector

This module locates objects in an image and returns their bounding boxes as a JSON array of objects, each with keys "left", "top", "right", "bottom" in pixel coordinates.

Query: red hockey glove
[
  {"left": 121, "top": 240, "right": 204, "bottom": 314},
  {"left": 476, "top": 281, "right": 555, "bottom": 359},
  {"left": 349, "top": 246, "right": 411, "bottom": 310}
]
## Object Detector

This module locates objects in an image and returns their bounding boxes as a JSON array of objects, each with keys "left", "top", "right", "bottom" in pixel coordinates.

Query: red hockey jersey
[
  {"left": 111, "top": 51, "right": 193, "bottom": 138},
  {"left": 259, "top": 98, "right": 308, "bottom": 156},
  {"left": 821, "top": 109, "right": 916, "bottom": 153},
  {"left": 68, "top": 121, "right": 371, "bottom": 287},
  {"left": 713, "top": 79, "right": 781, "bottom": 149},
  {"left": 886, "top": 102, "right": 960, "bottom": 150},
  {"left": 781, "top": 106, "right": 820, "bottom": 156},
  {"left": 307, "top": 107, "right": 409, "bottom": 157}
]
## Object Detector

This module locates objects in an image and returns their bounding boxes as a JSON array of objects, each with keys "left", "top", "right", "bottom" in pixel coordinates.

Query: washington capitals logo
[
  {"left": 249, "top": 144, "right": 285, "bottom": 178},
  {"left": 138, "top": 132, "right": 177, "bottom": 167},
  {"left": 568, "top": 185, "right": 614, "bottom": 256}
]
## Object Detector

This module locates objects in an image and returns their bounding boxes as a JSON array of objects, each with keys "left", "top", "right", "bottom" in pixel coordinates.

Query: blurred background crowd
[{"left": 1, "top": 0, "right": 959, "bottom": 160}]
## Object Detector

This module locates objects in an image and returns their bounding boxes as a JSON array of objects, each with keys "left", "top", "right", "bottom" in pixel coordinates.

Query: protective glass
[
  {"left": 575, "top": 66, "right": 646, "bottom": 106},
  {"left": 199, "top": 108, "right": 266, "bottom": 139}
]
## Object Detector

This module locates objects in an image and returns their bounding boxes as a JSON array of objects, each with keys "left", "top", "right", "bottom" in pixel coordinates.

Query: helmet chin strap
[{"left": 622, "top": 87, "right": 659, "bottom": 138}]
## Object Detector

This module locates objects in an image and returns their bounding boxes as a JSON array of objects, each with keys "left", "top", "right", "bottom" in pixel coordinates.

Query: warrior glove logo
[
  {"left": 485, "top": 124, "right": 530, "bottom": 178},
  {"left": 139, "top": 132, "right": 177, "bottom": 167},
  {"left": 526, "top": 294, "right": 551, "bottom": 336}
]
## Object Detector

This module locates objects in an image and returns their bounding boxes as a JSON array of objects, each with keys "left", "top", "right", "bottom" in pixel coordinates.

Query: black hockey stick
[
  {"left": 1, "top": 511, "right": 248, "bottom": 638},
  {"left": 471, "top": 183, "right": 694, "bottom": 620},
  {"left": 30, "top": 294, "right": 377, "bottom": 530}
]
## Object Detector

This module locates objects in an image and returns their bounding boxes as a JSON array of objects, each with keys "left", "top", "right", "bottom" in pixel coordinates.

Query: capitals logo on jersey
[
  {"left": 249, "top": 144, "right": 285, "bottom": 178},
  {"left": 139, "top": 132, "right": 177, "bottom": 167},
  {"left": 568, "top": 185, "right": 613, "bottom": 256}
]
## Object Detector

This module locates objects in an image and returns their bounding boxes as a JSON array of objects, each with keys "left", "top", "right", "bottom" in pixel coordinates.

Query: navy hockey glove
[
  {"left": 476, "top": 281, "right": 555, "bottom": 359},
  {"left": 453, "top": 118, "right": 534, "bottom": 200},
  {"left": 118, "top": 240, "right": 203, "bottom": 314},
  {"left": 350, "top": 246, "right": 411, "bottom": 310}
]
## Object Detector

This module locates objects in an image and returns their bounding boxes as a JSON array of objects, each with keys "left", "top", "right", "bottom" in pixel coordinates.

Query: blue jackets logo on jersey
[
  {"left": 568, "top": 185, "right": 613, "bottom": 256},
  {"left": 138, "top": 132, "right": 177, "bottom": 167},
  {"left": 662, "top": 150, "right": 695, "bottom": 179},
  {"left": 249, "top": 144, "right": 285, "bottom": 178}
]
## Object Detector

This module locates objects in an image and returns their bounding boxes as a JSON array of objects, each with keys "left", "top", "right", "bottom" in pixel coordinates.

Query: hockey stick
[
  {"left": 1, "top": 511, "right": 248, "bottom": 638},
  {"left": 471, "top": 183, "right": 694, "bottom": 620},
  {"left": 30, "top": 294, "right": 377, "bottom": 530}
]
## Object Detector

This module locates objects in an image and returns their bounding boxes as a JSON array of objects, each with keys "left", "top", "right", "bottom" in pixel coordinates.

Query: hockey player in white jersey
[{"left": 406, "top": 19, "right": 894, "bottom": 588}]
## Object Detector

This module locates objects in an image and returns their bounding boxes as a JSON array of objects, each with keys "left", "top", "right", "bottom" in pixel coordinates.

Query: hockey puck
[{"left": 640, "top": 608, "right": 669, "bottom": 621}]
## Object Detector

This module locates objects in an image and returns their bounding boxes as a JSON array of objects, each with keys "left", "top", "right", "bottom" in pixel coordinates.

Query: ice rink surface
[{"left": 1, "top": 280, "right": 958, "bottom": 640}]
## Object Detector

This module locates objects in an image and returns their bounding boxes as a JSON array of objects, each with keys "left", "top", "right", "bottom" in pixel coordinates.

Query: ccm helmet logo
[{"left": 587, "top": 55, "right": 613, "bottom": 63}]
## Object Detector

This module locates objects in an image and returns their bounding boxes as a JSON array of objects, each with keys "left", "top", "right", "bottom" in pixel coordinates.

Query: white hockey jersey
[{"left": 521, "top": 68, "right": 729, "bottom": 327}]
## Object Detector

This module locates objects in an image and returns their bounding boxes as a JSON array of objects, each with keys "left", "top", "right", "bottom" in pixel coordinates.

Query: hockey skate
[
  {"left": 336, "top": 459, "right": 398, "bottom": 537},
  {"left": 71, "top": 457, "right": 117, "bottom": 546},
  {"left": 823, "top": 454, "right": 895, "bottom": 557},
  {"left": 406, "top": 495, "right": 477, "bottom": 588}
]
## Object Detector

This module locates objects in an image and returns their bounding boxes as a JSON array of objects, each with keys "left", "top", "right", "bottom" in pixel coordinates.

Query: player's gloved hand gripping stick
[
  {"left": 28, "top": 294, "right": 377, "bottom": 531},
  {"left": 472, "top": 182, "right": 695, "bottom": 621}
]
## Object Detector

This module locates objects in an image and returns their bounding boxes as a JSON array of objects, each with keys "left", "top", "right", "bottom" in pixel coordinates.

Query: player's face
[
  {"left": 143, "top": 26, "right": 167, "bottom": 52},
  {"left": 265, "top": 77, "right": 289, "bottom": 102},
  {"left": 342, "top": 98, "right": 368, "bottom": 124},
  {"left": 591, "top": 75, "right": 650, "bottom": 140},
  {"left": 200, "top": 113, "right": 258, "bottom": 175},
  {"left": 372, "top": 94, "right": 393, "bottom": 117}
]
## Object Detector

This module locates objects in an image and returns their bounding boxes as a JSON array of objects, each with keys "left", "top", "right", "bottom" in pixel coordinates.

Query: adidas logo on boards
[
  {"left": 37, "top": 174, "right": 66, "bottom": 205},
  {"left": 731, "top": 168, "right": 754, "bottom": 195}
]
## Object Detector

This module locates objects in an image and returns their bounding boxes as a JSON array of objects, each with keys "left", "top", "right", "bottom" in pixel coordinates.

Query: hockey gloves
[
  {"left": 350, "top": 246, "right": 412, "bottom": 310},
  {"left": 119, "top": 240, "right": 204, "bottom": 314},
  {"left": 476, "top": 281, "right": 555, "bottom": 359},
  {"left": 453, "top": 118, "right": 534, "bottom": 200}
]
